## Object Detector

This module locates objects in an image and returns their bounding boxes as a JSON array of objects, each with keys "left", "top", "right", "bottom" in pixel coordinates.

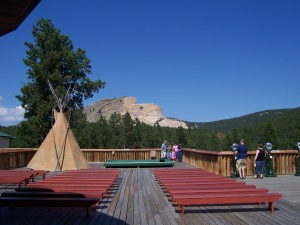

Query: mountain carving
[{"left": 84, "top": 96, "right": 188, "bottom": 128}]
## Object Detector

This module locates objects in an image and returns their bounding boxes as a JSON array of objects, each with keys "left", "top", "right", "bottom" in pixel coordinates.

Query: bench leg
[
  {"left": 269, "top": 202, "right": 274, "bottom": 213},
  {"left": 181, "top": 205, "right": 184, "bottom": 216}
]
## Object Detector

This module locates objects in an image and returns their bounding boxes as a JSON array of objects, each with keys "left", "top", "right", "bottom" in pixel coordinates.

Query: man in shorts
[{"left": 235, "top": 139, "right": 248, "bottom": 179}]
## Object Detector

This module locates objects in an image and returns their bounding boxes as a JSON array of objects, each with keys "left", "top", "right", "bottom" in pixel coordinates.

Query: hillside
[{"left": 185, "top": 108, "right": 294, "bottom": 131}]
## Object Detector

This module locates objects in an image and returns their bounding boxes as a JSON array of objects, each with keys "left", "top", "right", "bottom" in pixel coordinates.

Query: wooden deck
[{"left": 1, "top": 162, "right": 300, "bottom": 225}]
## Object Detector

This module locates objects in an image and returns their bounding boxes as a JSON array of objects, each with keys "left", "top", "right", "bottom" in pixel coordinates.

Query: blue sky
[{"left": 1, "top": 0, "right": 300, "bottom": 126}]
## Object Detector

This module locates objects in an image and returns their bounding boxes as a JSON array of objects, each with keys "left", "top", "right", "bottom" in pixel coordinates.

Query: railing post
[{"left": 295, "top": 142, "right": 300, "bottom": 176}]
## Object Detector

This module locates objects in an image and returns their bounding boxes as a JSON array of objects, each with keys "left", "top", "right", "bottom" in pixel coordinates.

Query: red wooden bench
[
  {"left": 153, "top": 168, "right": 207, "bottom": 171},
  {"left": 157, "top": 174, "right": 228, "bottom": 178},
  {"left": 0, "top": 177, "right": 27, "bottom": 187},
  {"left": 52, "top": 174, "right": 118, "bottom": 177},
  {"left": 37, "top": 180, "right": 116, "bottom": 186},
  {"left": 56, "top": 172, "right": 120, "bottom": 175},
  {"left": 1, "top": 191, "right": 105, "bottom": 199},
  {"left": 49, "top": 171, "right": 118, "bottom": 180},
  {"left": 27, "top": 182, "right": 111, "bottom": 186},
  {"left": 153, "top": 169, "right": 208, "bottom": 175},
  {"left": 0, "top": 171, "right": 37, "bottom": 186},
  {"left": 46, "top": 176, "right": 117, "bottom": 183},
  {"left": 34, "top": 181, "right": 117, "bottom": 190},
  {"left": 154, "top": 169, "right": 216, "bottom": 174},
  {"left": 24, "top": 184, "right": 111, "bottom": 194},
  {"left": 14, "top": 187, "right": 110, "bottom": 200},
  {"left": 0, "top": 171, "right": 37, "bottom": 183},
  {"left": 153, "top": 168, "right": 282, "bottom": 215},
  {"left": 169, "top": 188, "right": 269, "bottom": 201},
  {"left": 154, "top": 172, "right": 216, "bottom": 177},
  {"left": 164, "top": 184, "right": 255, "bottom": 195},
  {"left": 172, "top": 192, "right": 282, "bottom": 215},
  {"left": 64, "top": 170, "right": 120, "bottom": 175},
  {"left": 161, "top": 180, "right": 238, "bottom": 188},
  {"left": 157, "top": 177, "right": 233, "bottom": 185},
  {"left": 15, "top": 187, "right": 110, "bottom": 194},
  {"left": 162, "top": 182, "right": 248, "bottom": 191},
  {"left": 167, "top": 184, "right": 256, "bottom": 192},
  {"left": 164, "top": 184, "right": 255, "bottom": 196}
]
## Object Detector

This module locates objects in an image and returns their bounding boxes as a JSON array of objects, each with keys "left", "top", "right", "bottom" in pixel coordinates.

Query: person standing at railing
[
  {"left": 176, "top": 143, "right": 183, "bottom": 162},
  {"left": 161, "top": 141, "right": 167, "bottom": 158},
  {"left": 166, "top": 142, "right": 172, "bottom": 159},
  {"left": 253, "top": 143, "right": 266, "bottom": 179},
  {"left": 172, "top": 143, "right": 178, "bottom": 161},
  {"left": 171, "top": 148, "right": 176, "bottom": 161},
  {"left": 235, "top": 139, "right": 248, "bottom": 179}
]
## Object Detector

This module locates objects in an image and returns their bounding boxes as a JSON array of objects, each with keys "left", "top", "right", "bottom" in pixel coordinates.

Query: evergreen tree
[
  {"left": 176, "top": 126, "right": 187, "bottom": 146},
  {"left": 16, "top": 18, "right": 105, "bottom": 141},
  {"left": 122, "top": 112, "right": 134, "bottom": 148},
  {"left": 232, "top": 128, "right": 239, "bottom": 143},
  {"left": 131, "top": 119, "right": 143, "bottom": 148},
  {"left": 263, "top": 120, "right": 279, "bottom": 149},
  {"left": 292, "top": 115, "right": 300, "bottom": 142},
  {"left": 11, "top": 119, "right": 41, "bottom": 147},
  {"left": 108, "top": 112, "right": 123, "bottom": 148}
]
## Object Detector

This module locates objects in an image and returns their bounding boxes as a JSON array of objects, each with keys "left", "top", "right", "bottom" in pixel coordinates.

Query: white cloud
[{"left": 0, "top": 106, "right": 25, "bottom": 126}]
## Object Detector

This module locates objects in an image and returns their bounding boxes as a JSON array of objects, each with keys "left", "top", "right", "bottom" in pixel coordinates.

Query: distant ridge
[{"left": 185, "top": 108, "right": 294, "bottom": 131}]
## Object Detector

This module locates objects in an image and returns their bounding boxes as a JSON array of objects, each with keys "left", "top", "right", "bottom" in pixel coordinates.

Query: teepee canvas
[{"left": 27, "top": 81, "right": 89, "bottom": 171}]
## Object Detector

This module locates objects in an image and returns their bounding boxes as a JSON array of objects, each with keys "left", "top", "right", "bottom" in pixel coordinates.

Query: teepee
[{"left": 27, "top": 82, "right": 89, "bottom": 171}]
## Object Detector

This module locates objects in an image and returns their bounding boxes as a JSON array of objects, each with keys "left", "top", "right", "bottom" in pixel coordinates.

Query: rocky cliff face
[{"left": 83, "top": 96, "right": 187, "bottom": 128}]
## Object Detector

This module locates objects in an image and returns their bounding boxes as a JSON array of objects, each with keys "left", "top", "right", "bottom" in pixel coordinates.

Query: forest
[{"left": 1, "top": 106, "right": 300, "bottom": 151}]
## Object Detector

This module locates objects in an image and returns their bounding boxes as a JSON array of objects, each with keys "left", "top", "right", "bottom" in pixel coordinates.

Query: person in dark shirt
[
  {"left": 253, "top": 143, "right": 266, "bottom": 179},
  {"left": 235, "top": 139, "right": 248, "bottom": 179},
  {"left": 177, "top": 143, "right": 183, "bottom": 162}
]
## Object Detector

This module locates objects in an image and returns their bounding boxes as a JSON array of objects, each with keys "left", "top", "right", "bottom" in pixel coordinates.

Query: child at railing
[{"left": 171, "top": 148, "right": 176, "bottom": 161}]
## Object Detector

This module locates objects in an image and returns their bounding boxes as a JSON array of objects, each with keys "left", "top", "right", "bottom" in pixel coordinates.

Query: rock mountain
[{"left": 83, "top": 96, "right": 188, "bottom": 128}]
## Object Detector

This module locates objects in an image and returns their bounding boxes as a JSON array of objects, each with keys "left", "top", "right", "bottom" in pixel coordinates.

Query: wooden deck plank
[
  {"left": 137, "top": 168, "right": 148, "bottom": 225},
  {"left": 118, "top": 169, "right": 131, "bottom": 225},
  {"left": 111, "top": 169, "right": 127, "bottom": 225},
  {"left": 144, "top": 172, "right": 157, "bottom": 225}
]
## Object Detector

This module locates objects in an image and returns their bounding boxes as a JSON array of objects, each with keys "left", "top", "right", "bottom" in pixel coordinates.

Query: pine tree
[{"left": 16, "top": 18, "right": 105, "bottom": 141}]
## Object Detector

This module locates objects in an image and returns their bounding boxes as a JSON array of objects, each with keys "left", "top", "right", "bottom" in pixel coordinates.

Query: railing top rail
[
  {"left": 0, "top": 148, "right": 37, "bottom": 153},
  {"left": 0, "top": 148, "right": 298, "bottom": 155},
  {"left": 182, "top": 148, "right": 298, "bottom": 155},
  {"left": 81, "top": 148, "right": 161, "bottom": 152}
]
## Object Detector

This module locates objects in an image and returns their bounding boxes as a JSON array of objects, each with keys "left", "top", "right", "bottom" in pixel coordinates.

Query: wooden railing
[
  {"left": 0, "top": 148, "right": 298, "bottom": 176},
  {"left": 81, "top": 149, "right": 162, "bottom": 162},
  {"left": 183, "top": 148, "right": 299, "bottom": 176},
  {"left": 0, "top": 148, "right": 37, "bottom": 169}
]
